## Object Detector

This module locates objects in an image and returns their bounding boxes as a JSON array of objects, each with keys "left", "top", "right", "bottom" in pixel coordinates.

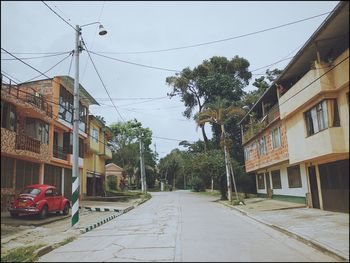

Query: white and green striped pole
[{"left": 72, "top": 24, "right": 81, "bottom": 227}]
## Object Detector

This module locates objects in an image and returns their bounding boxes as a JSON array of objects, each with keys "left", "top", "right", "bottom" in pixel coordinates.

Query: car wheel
[
  {"left": 62, "top": 203, "right": 70, "bottom": 215},
  {"left": 39, "top": 205, "right": 48, "bottom": 219},
  {"left": 10, "top": 212, "right": 19, "bottom": 218}
]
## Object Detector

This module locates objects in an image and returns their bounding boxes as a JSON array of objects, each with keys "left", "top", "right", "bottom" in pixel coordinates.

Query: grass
[
  {"left": 56, "top": 236, "right": 76, "bottom": 247},
  {"left": 1, "top": 244, "right": 45, "bottom": 262},
  {"left": 107, "top": 190, "right": 143, "bottom": 197},
  {"left": 196, "top": 189, "right": 221, "bottom": 197}
]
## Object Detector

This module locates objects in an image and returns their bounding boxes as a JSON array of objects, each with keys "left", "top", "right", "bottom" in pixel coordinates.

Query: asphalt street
[{"left": 38, "top": 191, "right": 335, "bottom": 262}]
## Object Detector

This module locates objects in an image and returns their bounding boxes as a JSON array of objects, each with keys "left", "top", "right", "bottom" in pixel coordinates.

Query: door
[{"left": 308, "top": 166, "right": 320, "bottom": 209}]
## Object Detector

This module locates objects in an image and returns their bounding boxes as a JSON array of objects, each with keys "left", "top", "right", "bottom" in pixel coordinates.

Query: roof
[
  {"left": 239, "top": 1, "right": 349, "bottom": 125},
  {"left": 58, "top": 76, "right": 99, "bottom": 106},
  {"left": 105, "top": 163, "right": 123, "bottom": 172},
  {"left": 24, "top": 184, "right": 56, "bottom": 189}
]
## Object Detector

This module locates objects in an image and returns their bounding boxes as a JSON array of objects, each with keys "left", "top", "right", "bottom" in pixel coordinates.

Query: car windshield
[{"left": 21, "top": 188, "right": 41, "bottom": 196}]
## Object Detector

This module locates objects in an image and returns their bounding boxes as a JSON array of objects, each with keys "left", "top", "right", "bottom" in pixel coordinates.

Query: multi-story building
[
  {"left": 1, "top": 75, "right": 99, "bottom": 211},
  {"left": 83, "top": 115, "right": 113, "bottom": 197},
  {"left": 240, "top": 1, "right": 349, "bottom": 213}
]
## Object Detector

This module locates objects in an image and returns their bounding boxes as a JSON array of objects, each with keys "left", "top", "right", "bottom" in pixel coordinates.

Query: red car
[{"left": 8, "top": 184, "right": 70, "bottom": 219}]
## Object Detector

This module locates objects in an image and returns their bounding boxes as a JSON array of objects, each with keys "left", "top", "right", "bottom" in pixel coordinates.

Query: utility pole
[
  {"left": 72, "top": 24, "right": 81, "bottom": 227},
  {"left": 72, "top": 22, "right": 107, "bottom": 227},
  {"left": 139, "top": 139, "right": 147, "bottom": 193}
]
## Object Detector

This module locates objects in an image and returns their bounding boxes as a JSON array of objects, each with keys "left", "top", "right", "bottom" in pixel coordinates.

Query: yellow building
[
  {"left": 83, "top": 115, "right": 113, "bottom": 197},
  {"left": 240, "top": 2, "right": 349, "bottom": 213}
]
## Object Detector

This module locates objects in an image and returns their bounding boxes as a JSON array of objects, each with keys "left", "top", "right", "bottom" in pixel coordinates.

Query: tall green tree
[
  {"left": 166, "top": 56, "right": 252, "bottom": 150},
  {"left": 195, "top": 97, "right": 245, "bottom": 201}
]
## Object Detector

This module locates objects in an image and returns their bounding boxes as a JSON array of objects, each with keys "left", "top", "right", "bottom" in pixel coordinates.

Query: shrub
[{"left": 191, "top": 177, "right": 205, "bottom": 192}]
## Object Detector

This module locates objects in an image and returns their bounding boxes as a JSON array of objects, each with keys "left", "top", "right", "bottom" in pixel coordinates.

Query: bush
[
  {"left": 191, "top": 177, "right": 205, "bottom": 192},
  {"left": 107, "top": 176, "right": 117, "bottom": 190}
]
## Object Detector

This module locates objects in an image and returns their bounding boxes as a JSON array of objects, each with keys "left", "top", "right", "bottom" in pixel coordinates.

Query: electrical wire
[
  {"left": 91, "top": 11, "right": 332, "bottom": 55},
  {"left": 88, "top": 51, "right": 180, "bottom": 73},
  {"left": 81, "top": 37, "right": 126, "bottom": 122},
  {"left": 24, "top": 52, "right": 73, "bottom": 82},
  {"left": 1, "top": 51, "right": 72, "bottom": 61},
  {"left": 42, "top": 1, "right": 77, "bottom": 32}
]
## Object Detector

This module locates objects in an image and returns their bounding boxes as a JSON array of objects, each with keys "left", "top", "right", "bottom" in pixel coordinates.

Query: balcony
[
  {"left": 242, "top": 104, "right": 280, "bottom": 144},
  {"left": 104, "top": 145, "right": 112, "bottom": 159},
  {"left": 16, "top": 134, "right": 40, "bottom": 153},
  {"left": 1, "top": 84, "right": 53, "bottom": 118}
]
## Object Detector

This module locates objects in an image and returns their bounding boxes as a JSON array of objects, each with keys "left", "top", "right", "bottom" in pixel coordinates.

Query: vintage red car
[{"left": 8, "top": 184, "right": 70, "bottom": 219}]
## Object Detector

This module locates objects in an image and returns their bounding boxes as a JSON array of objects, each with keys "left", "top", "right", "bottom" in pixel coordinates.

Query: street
[{"left": 38, "top": 191, "right": 335, "bottom": 262}]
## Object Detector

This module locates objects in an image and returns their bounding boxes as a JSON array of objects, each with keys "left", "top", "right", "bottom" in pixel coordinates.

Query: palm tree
[{"left": 195, "top": 98, "right": 244, "bottom": 202}]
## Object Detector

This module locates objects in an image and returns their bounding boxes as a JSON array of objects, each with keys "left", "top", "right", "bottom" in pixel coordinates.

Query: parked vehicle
[{"left": 8, "top": 184, "right": 70, "bottom": 219}]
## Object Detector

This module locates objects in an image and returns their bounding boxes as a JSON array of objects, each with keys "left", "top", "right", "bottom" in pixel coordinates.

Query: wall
[{"left": 244, "top": 120, "right": 289, "bottom": 172}]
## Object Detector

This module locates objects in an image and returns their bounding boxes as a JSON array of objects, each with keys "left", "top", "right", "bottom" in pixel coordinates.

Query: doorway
[{"left": 308, "top": 166, "right": 320, "bottom": 209}]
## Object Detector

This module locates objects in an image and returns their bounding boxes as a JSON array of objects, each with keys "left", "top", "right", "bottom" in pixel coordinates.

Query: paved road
[{"left": 39, "top": 191, "right": 335, "bottom": 262}]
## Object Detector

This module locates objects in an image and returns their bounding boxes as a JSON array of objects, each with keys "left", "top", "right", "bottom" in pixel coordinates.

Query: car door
[
  {"left": 45, "top": 188, "right": 55, "bottom": 211},
  {"left": 53, "top": 188, "right": 62, "bottom": 211}
]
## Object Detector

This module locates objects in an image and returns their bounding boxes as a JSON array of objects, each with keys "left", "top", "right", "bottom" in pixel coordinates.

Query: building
[
  {"left": 1, "top": 75, "right": 98, "bottom": 211},
  {"left": 240, "top": 1, "right": 349, "bottom": 212},
  {"left": 83, "top": 115, "right": 113, "bottom": 197},
  {"left": 105, "top": 163, "right": 124, "bottom": 191}
]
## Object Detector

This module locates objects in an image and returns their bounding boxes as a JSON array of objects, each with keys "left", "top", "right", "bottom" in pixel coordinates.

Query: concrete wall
[{"left": 256, "top": 163, "right": 308, "bottom": 198}]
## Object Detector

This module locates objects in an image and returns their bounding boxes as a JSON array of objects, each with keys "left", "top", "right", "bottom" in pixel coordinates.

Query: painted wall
[{"left": 256, "top": 163, "right": 308, "bottom": 198}]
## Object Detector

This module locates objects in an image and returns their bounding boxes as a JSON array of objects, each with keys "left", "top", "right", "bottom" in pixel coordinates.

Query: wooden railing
[
  {"left": 1, "top": 84, "right": 53, "bottom": 118},
  {"left": 15, "top": 134, "right": 41, "bottom": 153}
]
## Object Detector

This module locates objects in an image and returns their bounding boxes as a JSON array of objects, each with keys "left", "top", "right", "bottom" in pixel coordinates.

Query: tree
[
  {"left": 166, "top": 56, "right": 252, "bottom": 150},
  {"left": 195, "top": 97, "right": 245, "bottom": 201}
]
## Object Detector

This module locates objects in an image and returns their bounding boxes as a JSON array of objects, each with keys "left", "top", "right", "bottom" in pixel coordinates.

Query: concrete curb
[
  {"left": 219, "top": 201, "right": 348, "bottom": 262},
  {"left": 81, "top": 212, "right": 123, "bottom": 233},
  {"left": 81, "top": 206, "right": 121, "bottom": 212}
]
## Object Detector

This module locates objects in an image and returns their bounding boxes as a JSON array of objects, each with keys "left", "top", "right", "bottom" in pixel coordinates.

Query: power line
[
  {"left": 89, "top": 51, "right": 180, "bottom": 72},
  {"left": 91, "top": 11, "right": 332, "bottom": 55},
  {"left": 42, "top": 1, "right": 77, "bottom": 32},
  {"left": 81, "top": 38, "right": 126, "bottom": 122},
  {"left": 24, "top": 52, "right": 73, "bottom": 82},
  {"left": 95, "top": 96, "right": 168, "bottom": 101},
  {"left": 278, "top": 56, "right": 349, "bottom": 107},
  {"left": 1, "top": 51, "right": 72, "bottom": 61},
  {"left": 1, "top": 51, "right": 71, "bottom": 55}
]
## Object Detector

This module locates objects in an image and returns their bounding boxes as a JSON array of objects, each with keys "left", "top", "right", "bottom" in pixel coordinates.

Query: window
[
  {"left": 258, "top": 136, "right": 267, "bottom": 156},
  {"left": 25, "top": 118, "right": 49, "bottom": 144},
  {"left": 271, "top": 170, "right": 282, "bottom": 189},
  {"left": 1, "top": 101, "right": 16, "bottom": 131},
  {"left": 15, "top": 160, "right": 39, "bottom": 190},
  {"left": 44, "top": 164, "right": 62, "bottom": 192},
  {"left": 79, "top": 103, "right": 87, "bottom": 133},
  {"left": 287, "top": 165, "right": 302, "bottom": 188},
  {"left": 92, "top": 128, "right": 99, "bottom": 142},
  {"left": 304, "top": 99, "right": 340, "bottom": 136},
  {"left": 58, "top": 85, "right": 73, "bottom": 124},
  {"left": 257, "top": 173, "right": 265, "bottom": 189},
  {"left": 271, "top": 126, "right": 281, "bottom": 149},
  {"left": 1, "top": 156, "right": 14, "bottom": 188},
  {"left": 244, "top": 142, "right": 256, "bottom": 161}
]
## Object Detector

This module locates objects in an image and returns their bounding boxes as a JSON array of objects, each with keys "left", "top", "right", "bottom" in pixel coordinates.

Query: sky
[{"left": 1, "top": 1, "right": 339, "bottom": 159}]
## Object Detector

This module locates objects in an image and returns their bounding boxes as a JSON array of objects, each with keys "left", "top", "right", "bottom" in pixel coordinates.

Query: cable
[
  {"left": 91, "top": 11, "right": 332, "bottom": 55},
  {"left": 1, "top": 51, "right": 71, "bottom": 55},
  {"left": 95, "top": 96, "right": 168, "bottom": 101},
  {"left": 42, "top": 1, "right": 77, "bottom": 32},
  {"left": 68, "top": 52, "right": 74, "bottom": 76},
  {"left": 1, "top": 52, "right": 72, "bottom": 61},
  {"left": 278, "top": 56, "right": 349, "bottom": 107},
  {"left": 24, "top": 52, "right": 73, "bottom": 82},
  {"left": 81, "top": 38, "right": 126, "bottom": 122},
  {"left": 89, "top": 51, "right": 180, "bottom": 73},
  {"left": 1, "top": 70, "right": 22, "bottom": 84}
]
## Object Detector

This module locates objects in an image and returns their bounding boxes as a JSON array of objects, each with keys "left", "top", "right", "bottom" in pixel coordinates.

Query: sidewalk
[{"left": 220, "top": 198, "right": 349, "bottom": 262}]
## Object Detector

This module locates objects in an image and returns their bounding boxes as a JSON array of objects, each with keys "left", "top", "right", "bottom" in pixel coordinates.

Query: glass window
[
  {"left": 271, "top": 127, "right": 281, "bottom": 149},
  {"left": 25, "top": 118, "right": 49, "bottom": 144},
  {"left": 58, "top": 85, "right": 73, "bottom": 124},
  {"left": 271, "top": 170, "right": 282, "bottom": 189},
  {"left": 79, "top": 103, "right": 87, "bottom": 133},
  {"left": 304, "top": 99, "right": 340, "bottom": 136},
  {"left": 92, "top": 128, "right": 99, "bottom": 142},
  {"left": 21, "top": 188, "right": 41, "bottom": 196},
  {"left": 15, "top": 160, "right": 40, "bottom": 190},
  {"left": 1, "top": 101, "right": 16, "bottom": 131},
  {"left": 257, "top": 173, "right": 265, "bottom": 189},
  {"left": 258, "top": 136, "right": 267, "bottom": 156},
  {"left": 287, "top": 165, "right": 302, "bottom": 188}
]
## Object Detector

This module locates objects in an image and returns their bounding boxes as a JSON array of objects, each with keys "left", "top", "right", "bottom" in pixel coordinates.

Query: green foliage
[
  {"left": 107, "top": 176, "right": 117, "bottom": 190},
  {"left": 190, "top": 176, "right": 205, "bottom": 192},
  {"left": 1, "top": 244, "right": 45, "bottom": 262}
]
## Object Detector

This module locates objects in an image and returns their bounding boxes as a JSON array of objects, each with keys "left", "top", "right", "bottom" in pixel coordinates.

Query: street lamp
[{"left": 72, "top": 22, "right": 107, "bottom": 227}]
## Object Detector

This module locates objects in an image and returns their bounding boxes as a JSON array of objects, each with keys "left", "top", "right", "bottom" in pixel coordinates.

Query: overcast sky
[{"left": 1, "top": 1, "right": 339, "bottom": 159}]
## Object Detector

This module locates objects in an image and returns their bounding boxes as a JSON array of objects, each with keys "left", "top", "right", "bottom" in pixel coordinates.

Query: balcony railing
[
  {"left": 53, "top": 145, "right": 68, "bottom": 160},
  {"left": 1, "top": 84, "right": 53, "bottom": 118},
  {"left": 242, "top": 104, "right": 280, "bottom": 144},
  {"left": 15, "top": 134, "right": 41, "bottom": 153}
]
